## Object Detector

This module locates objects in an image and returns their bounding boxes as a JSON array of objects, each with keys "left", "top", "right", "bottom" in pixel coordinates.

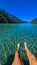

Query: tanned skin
[
  {"left": 12, "top": 42, "right": 37, "bottom": 65},
  {"left": 12, "top": 43, "right": 24, "bottom": 65},
  {"left": 24, "top": 42, "right": 37, "bottom": 65}
]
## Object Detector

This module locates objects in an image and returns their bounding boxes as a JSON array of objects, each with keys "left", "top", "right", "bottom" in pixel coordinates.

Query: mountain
[
  {"left": 23, "top": 21, "right": 29, "bottom": 23},
  {"left": 0, "top": 9, "right": 23, "bottom": 23},
  {"left": 31, "top": 18, "right": 37, "bottom": 24},
  {"left": 0, "top": 9, "right": 29, "bottom": 23}
]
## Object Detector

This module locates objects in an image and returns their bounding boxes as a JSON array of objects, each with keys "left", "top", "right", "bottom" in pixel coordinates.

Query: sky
[{"left": 0, "top": 0, "right": 37, "bottom": 21}]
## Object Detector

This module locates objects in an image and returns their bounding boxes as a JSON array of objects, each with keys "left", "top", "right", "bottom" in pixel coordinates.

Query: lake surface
[{"left": 0, "top": 24, "right": 37, "bottom": 65}]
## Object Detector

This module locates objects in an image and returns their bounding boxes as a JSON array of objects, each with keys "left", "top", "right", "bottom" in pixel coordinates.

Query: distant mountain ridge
[
  {"left": 0, "top": 9, "right": 37, "bottom": 23},
  {"left": 31, "top": 18, "right": 37, "bottom": 24},
  {"left": 0, "top": 9, "right": 28, "bottom": 23},
  {"left": 0, "top": 9, "right": 22, "bottom": 23}
]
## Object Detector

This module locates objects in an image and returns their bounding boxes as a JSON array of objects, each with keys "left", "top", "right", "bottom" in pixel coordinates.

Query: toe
[
  {"left": 17, "top": 43, "right": 20, "bottom": 52},
  {"left": 24, "top": 42, "right": 27, "bottom": 50}
]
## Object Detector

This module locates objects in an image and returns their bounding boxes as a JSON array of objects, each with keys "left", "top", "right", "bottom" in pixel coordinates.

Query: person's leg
[
  {"left": 24, "top": 42, "right": 37, "bottom": 65},
  {"left": 12, "top": 43, "right": 24, "bottom": 65}
]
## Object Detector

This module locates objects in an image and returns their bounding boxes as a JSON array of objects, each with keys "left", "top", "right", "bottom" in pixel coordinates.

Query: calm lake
[{"left": 0, "top": 23, "right": 37, "bottom": 65}]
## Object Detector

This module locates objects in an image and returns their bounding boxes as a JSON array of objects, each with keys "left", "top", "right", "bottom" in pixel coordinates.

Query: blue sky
[{"left": 0, "top": 0, "right": 37, "bottom": 21}]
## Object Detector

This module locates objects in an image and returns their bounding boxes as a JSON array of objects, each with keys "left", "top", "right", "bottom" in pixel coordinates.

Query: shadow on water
[
  {"left": 4, "top": 54, "right": 14, "bottom": 65},
  {"left": 23, "top": 59, "right": 29, "bottom": 65},
  {"left": 4, "top": 54, "right": 29, "bottom": 65}
]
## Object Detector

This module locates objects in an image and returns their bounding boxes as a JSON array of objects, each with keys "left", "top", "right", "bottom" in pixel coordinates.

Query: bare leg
[
  {"left": 24, "top": 42, "right": 37, "bottom": 65},
  {"left": 12, "top": 43, "right": 24, "bottom": 65}
]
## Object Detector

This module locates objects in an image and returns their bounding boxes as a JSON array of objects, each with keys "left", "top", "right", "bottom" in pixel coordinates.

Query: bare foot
[
  {"left": 24, "top": 42, "right": 37, "bottom": 65},
  {"left": 12, "top": 43, "right": 24, "bottom": 65},
  {"left": 24, "top": 42, "right": 28, "bottom": 50}
]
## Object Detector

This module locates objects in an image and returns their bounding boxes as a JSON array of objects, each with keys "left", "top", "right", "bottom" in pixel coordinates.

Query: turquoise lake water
[{"left": 0, "top": 24, "right": 37, "bottom": 65}]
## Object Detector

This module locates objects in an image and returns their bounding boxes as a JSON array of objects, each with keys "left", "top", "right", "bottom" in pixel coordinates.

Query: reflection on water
[{"left": 0, "top": 24, "right": 37, "bottom": 65}]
